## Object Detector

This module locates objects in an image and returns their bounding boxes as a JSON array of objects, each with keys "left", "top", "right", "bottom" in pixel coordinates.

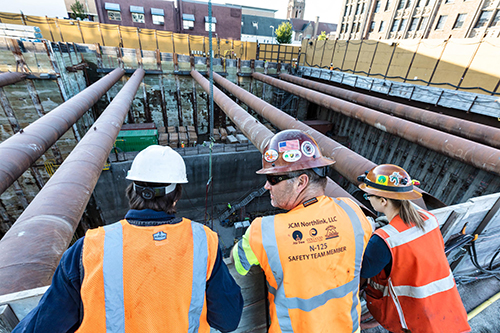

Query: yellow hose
[{"left": 467, "top": 290, "right": 500, "bottom": 321}]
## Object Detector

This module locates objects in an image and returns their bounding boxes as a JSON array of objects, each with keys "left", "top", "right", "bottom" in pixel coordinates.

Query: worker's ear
[
  {"left": 295, "top": 173, "right": 309, "bottom": 192},
  {"left": 379, "top": 197, "right": 388, "bottom": 207}
]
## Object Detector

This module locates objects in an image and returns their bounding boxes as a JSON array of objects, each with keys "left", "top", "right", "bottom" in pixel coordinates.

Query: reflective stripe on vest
[
  {"left": 369, "top": 269, "right": 456, "bottom": 299},
  {"left": 101, "top": 221, "right": 208, "bottom": 333},
  {"left": 237, "top": 239, "right": 252, "bottom": 271},
  {"left": 261, "top": 199, "right": 365, "bottom": 333},
  {"left": 189, "top": 221, "right": 208, "bottom": 333},
  {"left": 381, "top": 211, "right": 438, "bottom": 248}
]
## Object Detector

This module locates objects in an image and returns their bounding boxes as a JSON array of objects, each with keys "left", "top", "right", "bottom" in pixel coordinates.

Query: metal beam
[
  {"left": 0, "top": 68, "right": 125, "bottom": 196},
  {"left": 280, "top": 73, "right": 500, "bottom": 150},
  {"left": 0, "top": 69, "right": 144, "bottom": 295},
  {"left": 0, "top": 72, "right": 26, "bottom": 88},
  {"left": 253, "top": 72, "right": 500, "bottom": 178},
  {"left": 191, "top": 70, "right": 377, "bottom": 216},
  {"left": 213, "top": 72, "right": 440, "bottom": 210}
]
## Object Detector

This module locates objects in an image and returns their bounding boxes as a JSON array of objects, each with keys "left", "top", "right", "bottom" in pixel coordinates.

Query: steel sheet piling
[
  {"left": 280, "top": 73, "right": 500, "bottom": 150},
  {"left": 253, "top": 72, "right": 500, "bottom": 178},
  {"left": 0, "top": 68, "right": 125, "bottom": 196},
  {"left": 0, "top": 69, "right": 144, "bottom": 295}
]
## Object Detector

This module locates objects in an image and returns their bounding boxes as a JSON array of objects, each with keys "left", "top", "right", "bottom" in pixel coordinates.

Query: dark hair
[
  {"left": 388, "top": 198, "right": 425, "bottom": 229},
  {"left": 126, "top": 182, "right": 182, "bottom": 214},
  {"left": 286, "top": 169, "right": 328, "bottom": 190}
]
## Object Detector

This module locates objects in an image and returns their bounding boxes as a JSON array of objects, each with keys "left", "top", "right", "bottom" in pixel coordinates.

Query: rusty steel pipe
[
  {"left": 0, "top": 71, "right": 27, "bottom": 87},
  {"left": 253, "top": 72, "right": 500, "bottom": 178},
  {"left": 191, "top": 70, "right": 374, "bottom": 214},
  {"left": 280, "top": 73, "right": 500, "bottom": 150},
  {"left": 214, "top": 72, "right": 437, "bottom": 209},
  {"left": 0, "top": 69, "right": 144, "bottom": 295},
  {"left": 0, "top": 68, "right": 125, "bottom": 196}
]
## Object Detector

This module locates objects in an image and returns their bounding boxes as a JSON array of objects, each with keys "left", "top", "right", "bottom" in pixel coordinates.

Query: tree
[
  {"left": 318, "top": 31, "right": 327, "bottom": 40},
  {"left": 275, "top": 22, "right": 292, "bottom": 44},
  {"left": 70, "top": 0, "right": 86, "bottom": 20}
]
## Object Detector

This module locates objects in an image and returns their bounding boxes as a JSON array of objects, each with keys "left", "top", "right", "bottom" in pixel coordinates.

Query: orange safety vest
[
  {"left": 248, "top": 196, "right": 372, "bottom": 333},
  {"left": 365, "top": 211, "right": 470, "bottom": 333},
  {"left": 76, "top": 218, "right": 219, "bottom": 333}
]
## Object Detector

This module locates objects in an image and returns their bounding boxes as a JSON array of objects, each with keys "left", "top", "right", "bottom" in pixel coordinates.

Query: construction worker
[
  {"left": 13, "top": 145, "right": 243, "bottom": 333},
  {"left": 231, "top": 129, "right": 372, "bottom": 332},
  {"left": 358, "top": 164, "right": 470, "bottom": 333}
]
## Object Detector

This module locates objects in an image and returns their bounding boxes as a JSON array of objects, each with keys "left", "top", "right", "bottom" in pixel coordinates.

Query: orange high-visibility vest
[
  {"left": 76, "top": 218, "right": 219, "bottom": 333},
  {"left": 365, "top": 211, "right": 470, "bottom": 333},
  {"left": 248, "top": 196, "right": 372, "bottom": 333}
]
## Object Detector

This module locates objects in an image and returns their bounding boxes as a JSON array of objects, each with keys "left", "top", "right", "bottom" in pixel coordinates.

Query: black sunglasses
[
  {"left": 363, "top": 193, "right": 377, "bottom": 200},
  {"left": 266, "top": 174, "right": 295, "bottom": 186}
]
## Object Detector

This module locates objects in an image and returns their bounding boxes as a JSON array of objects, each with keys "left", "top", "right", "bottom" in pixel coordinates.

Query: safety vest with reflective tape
[
  {"left": 240, "top": 196, "right": 372, "bottom": 333},
  {"left": 365, "top": 211, "right": 470, "bottom": 333},
  {"left": 76, "top": 218, "right": 219, "bottom": 333}
]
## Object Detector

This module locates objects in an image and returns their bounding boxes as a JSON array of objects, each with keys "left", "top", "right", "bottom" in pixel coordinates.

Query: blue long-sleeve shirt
[
  {"left": 13, "top": 209, "right": 243, "bottom": 333},
  {"left": 360, "top": 234, "right": 393, "bottom": 279}
]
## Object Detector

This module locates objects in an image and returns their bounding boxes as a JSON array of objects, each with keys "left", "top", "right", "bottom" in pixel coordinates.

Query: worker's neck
[{"left": 294, "top": 188, "right": 324, "bottom": 208}]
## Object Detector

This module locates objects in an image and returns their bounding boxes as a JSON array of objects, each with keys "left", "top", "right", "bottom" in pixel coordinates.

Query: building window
[
  {"left": 475, "top": 10, "right": 492, "bottom": 28},
  {"left": 453, "top": 13, "right": 467, "bottom": 29},
  {"left": 151, "top": 8, "right": 164, "bottom": 25},
  {"left": 108, "top": 10, "right": 121, "bottom": 21},
  {"left": 356, "top": 22, "right": 361, "bottom": 32},
  {"left": 205, "top": 16, "right": 217, "bottom": 32},
  {"left": 375, "top": 0, "right": 381, "bottom": 12},
  {"left": 435, "top": 15, "right": 447, "bottom": 30},
  {"left": 130, "top": 6, "right": 145, "bottom": 23},
  {"left": 379, "top": 20, "right": 386, "bottom": 32},
  {"left": 361, "top": 3, "right": 366, "bottom": 13},
  {"left": 355, "top": 3, "right": 361, "bottom": 14},
  {"left": 344, "top": 5, "right": 349, "bottom": 16},
  {"left": 369, "top": 21, "right": 376, "bottom": 32},
  {"left": 490, "top": 10, "right": 500, "bottom": 27},
  {"left": 416, "top": 0, "right": 423, "bottom": 7},
  {"left": 105, "top": 3, "right": 121, "bottom": 21},
  {"left": 353, "top": 23, "right": 358, "bottom": 33},
  {"left": 425, "top": 0, "right": 435, "bottom": 6},
  {"left": 397, "top": 0, "right": 405, "bottom": 10},
  {"left": 399, "top": 18, "right": 408, "bottom": 31},
  {"left": 418, "top": 16, "right": 428, "bottom": 30},
  {"left": 409, "top": 17, "right": 419, "bottom": 31},
  {"left": 385, "top": 0, "right": 393, "bottom": 11},
  {"left": 405, "top": 0, "right": 413, "bottom": 8},
  {"left": 345, "top": 24, "right": 350, "bottom": 34},
  {"left": 445, "top": 0, "right": 454, "bottom": 3},
  {"left": 340, "top": 24, "right": 345, "bottom": 33},
  {"left": 183, "top": 13, "right": 195, "bottom": 30},
  {"left": 391, "top": 19, "right": 400, "bottom": 32},
  {"left": 348, "top": 5, "right": 353, "bottom": 15}
]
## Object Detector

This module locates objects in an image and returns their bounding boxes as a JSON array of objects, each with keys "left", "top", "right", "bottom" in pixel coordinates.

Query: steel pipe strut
[
  {"left": 213, "top": 72, "right": 437, "bottom": 210},
  {"left": 192, "top": 70, "right": 375, "bottom": 215},
  {"left": 0, "top": 69, "right": 144, "bottom": 295},
  {"left": 0, "top": 68, "right": 125, "bottom": 196},
  {"left": 253, "top": 72, "right": 500, "bottom": 178},
  {"left": 0, "top": 71, "right": 27, "bottom": 87},
  {"left": 280, "top": 74, "right": 500, "bottom": 150}
]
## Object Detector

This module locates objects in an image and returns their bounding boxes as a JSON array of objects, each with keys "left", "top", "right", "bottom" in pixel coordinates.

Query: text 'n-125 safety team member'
[
  {"left": 13, "top": 145, "right": 243, "bottom": 333},
  {"left": 232, "top": 129, "right": 373, "bottom": 333},
  {"left": 358, "top": 164, "right": 470, "bottom": 333}
]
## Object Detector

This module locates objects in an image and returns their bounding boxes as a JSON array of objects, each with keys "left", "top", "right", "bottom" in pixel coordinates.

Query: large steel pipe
[
  {"left": 0, "top": 69, "right": 144, "bottom": 295},
  {"left": 213, "top": 72, "right": 438, "bottom": 209},
  {"left": 0, "top": 68, "right": 125, "bottom": 196},
  {"left": 0, "top": 71, "right": 27, "bottom": 87},
  {"left": 191, "top": 70, "right": 374, "bottom": 215},
  {"left": 280, "top": 73, "right": 500, "bottom": 150},
  {"left": 253, "top": 72, "right": 500, "bottom": 177}
]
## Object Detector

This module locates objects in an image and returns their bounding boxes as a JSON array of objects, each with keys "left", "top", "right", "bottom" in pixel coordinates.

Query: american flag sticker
[{"left": 278, "top": 140, "right": 300, "bottom": 152}]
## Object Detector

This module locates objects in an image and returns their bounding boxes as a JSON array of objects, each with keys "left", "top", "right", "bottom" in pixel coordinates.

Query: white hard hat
[{"left": 126, "top": 145, "right": 188, "bottom": 184}]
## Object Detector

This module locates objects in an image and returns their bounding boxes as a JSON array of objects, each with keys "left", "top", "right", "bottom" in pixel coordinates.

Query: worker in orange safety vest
[
  {"left": 358, "top": 164, "right": 470, "bottom": 333},
  {"left": 231, "top": 129, "right": 373, "bottom": 332},
  {"left": 13, "top": 145, "right": 243, "bottom": 333}
]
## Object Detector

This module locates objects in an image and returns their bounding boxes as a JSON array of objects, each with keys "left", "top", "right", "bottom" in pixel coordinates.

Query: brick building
[
  {"left": 94, "top": 0, "right": 241, "bottom": 39},
  {"left": 337, "top": 0, "right": 500, "bottom": 40}
]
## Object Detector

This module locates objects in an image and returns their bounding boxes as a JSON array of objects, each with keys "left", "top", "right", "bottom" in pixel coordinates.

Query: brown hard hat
[
  {"left": 256, "top": 129, "right": 335, "bottom": 175},
  {"left": 358, "top": 164, "right": 422, "bottom": 200}
]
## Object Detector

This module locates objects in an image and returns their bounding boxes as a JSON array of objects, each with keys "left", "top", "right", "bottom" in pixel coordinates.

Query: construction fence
[
  {"left": 300, "top": 37, "right": 500, "bottom": 95},
  {"left": 0, "top": 11, "right": 300, "bottom": 62}
]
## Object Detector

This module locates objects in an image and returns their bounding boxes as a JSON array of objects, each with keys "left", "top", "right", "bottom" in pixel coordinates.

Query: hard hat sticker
[
  {"left": 264, "top": 149, "right": 279, "bottom": 163},
  {"left": 301, "top": 141, "right": 315, "bottom": 157},
  {"left": 283, "top": 150, "right": 302, "bottom": 162},
  {"left": 278, "top": 139, "right": 299, "bottom": 152},
  {"left": 376, "top": 175, "right": 388, "bottom": 185},
  {"left": 389, "top": 172, "right": 404, "bottom": 186}
]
